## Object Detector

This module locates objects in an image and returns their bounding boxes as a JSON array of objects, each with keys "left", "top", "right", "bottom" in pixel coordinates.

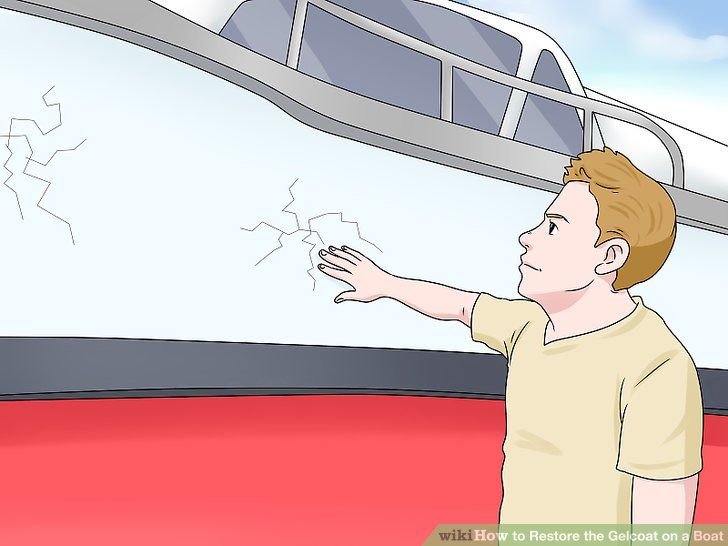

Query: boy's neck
[{"left": 537, "top": 284, "right": 637, "bottom": 344}]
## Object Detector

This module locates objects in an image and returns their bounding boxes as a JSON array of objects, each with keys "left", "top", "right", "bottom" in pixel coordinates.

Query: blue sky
[
  {"left": 640, "top": 0, "right": 728, "bottom": 37},
  {"left": 461, "top": 0, "right": 728, "bottom": 143}
]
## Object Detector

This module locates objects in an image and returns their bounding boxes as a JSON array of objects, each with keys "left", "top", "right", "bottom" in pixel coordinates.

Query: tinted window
[
  {"left": 330, "top": 0, "right": 521, "bottom": 75},
  {"left": 299, "top": 4, "right": 441, "bottom": 117},
  {"left": 220, "top": 0, "right": 297, "bottom": 64},
  {"left": 452, "top": 67, "right": 512, "bottom": 135},
  {"left": 514, "top": 50, "right": 582, "bottom": 155}
]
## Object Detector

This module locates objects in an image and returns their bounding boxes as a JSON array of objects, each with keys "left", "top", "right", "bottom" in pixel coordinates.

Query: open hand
[{"left": 317, "top": 245, "right": 391, "bottom": 303}]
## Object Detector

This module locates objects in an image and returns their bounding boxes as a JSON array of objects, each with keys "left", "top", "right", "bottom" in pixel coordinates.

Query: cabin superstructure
[{"left": 3, "top": 0, "right": 725, "bottom": 233}]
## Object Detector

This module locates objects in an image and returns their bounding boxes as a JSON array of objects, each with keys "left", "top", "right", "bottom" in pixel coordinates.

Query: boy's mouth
[{"left": 520, "top": 261, "right": 541, "bottom": 272}]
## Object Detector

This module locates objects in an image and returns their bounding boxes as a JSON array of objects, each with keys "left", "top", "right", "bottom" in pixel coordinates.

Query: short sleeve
[
  {"left": 616, "top": 352, "right": 704, "bottom": 480},
  {"left": 470, "top": 293, "right": 537, "bottom": 359}
]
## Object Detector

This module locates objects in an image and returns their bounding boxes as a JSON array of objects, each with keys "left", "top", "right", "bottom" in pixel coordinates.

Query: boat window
[
  {"left": 514, "top": 50, "right": 583, "bottom": 156},
  {"left": 452, "top": 67, "right": 512, "bottom": 135},
  {"left": 220, "top": 0, "right": 297, "bottom": 64},
  {"left": 328, "top": 0, "right": 522, "bottom": 75},
  {"left": 299, "top": 4, "right": 441, "bottom": 117}
]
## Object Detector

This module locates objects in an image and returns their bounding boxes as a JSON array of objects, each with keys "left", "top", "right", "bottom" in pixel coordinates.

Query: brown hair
[{"left": 562, "top": 147, "right": 676, "bottom": 290}]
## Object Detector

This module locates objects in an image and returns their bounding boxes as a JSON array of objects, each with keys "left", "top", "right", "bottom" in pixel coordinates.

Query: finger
[
  {"left": 326, "top": 246, "right": 358, "bottom": 266},
  {"left": 319, "top": 249, "right": 354, "bottom": 272},
  {"left": 340, "top": 245, "right": 365, "bottom": 262},
  {"left": 335, "top": 290, "right": 358, "bottom": 303},
  {"left": 318, "top": 263, "right": 353, "bottom": 285}
]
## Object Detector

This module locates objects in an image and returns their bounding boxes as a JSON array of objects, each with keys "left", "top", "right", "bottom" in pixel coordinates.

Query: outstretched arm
[{"left": 317, "top": 245, "right": 479, "bottom": 327}]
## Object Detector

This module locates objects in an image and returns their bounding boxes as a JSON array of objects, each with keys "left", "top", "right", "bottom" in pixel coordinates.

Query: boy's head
[{"left": 517, "top": 147, "right": 676, "bottom": 301}]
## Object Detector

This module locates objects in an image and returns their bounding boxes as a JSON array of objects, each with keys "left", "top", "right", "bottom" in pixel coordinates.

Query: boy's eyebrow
[{"left": 545, "top": 213, "right": 570, "bottom": 224}]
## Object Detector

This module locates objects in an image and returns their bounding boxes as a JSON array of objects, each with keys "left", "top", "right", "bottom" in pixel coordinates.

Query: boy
[{"left": 317, "top": 147, "right": 703, "bottom": 525}]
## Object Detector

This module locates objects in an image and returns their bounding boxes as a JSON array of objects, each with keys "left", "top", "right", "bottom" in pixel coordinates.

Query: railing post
[
  {"left": 582, "top": 109, "right": 592, "bottom": 152},
  {"left": 287, "top": 0, "right": 308, "bottom": 68},
  {"left": 441, "top": 62, "right": 452, "bottom": 122}
]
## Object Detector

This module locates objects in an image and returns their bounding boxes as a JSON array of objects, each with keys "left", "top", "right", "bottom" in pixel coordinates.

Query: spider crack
[
  {"left": 240, "top": 178, "right": 382, "bottom": 290},
  {"left": 2, "top": 86, "right": 85, "bottom": 245}
]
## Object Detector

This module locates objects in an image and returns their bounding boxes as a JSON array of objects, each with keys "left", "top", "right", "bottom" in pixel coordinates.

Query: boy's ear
[{"left": 595, "top": 238, "right": 630, "bottom": 276}]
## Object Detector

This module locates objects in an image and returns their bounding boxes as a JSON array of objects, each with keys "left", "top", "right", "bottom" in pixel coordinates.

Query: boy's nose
[{"left": 519, "top": 230, "right": 533, "bottom": 249}]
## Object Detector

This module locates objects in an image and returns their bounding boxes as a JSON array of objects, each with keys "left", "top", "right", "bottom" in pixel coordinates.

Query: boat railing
[{"left": 285, "top": 0, "right": 685, "bottom": 189}]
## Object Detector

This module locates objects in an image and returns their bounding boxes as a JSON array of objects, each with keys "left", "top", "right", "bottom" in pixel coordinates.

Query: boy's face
[{"left": 517, "top": 181, "right": 605, "bottom": 301}]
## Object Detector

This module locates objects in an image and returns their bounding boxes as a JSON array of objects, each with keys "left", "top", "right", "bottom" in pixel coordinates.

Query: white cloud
[
  {"left": 466, "top": 0, "right": 728, "bottom": 62},
  {"left": 636, "top": 27, "right": 728, "bottom": 62}
]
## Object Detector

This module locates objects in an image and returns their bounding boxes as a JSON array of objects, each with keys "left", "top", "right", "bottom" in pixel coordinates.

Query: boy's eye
[{"left": 548, "top": 220, "right": 557, "bottom": 235}]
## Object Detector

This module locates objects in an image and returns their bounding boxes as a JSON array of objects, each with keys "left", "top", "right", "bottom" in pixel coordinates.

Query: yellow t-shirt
[{"left": 470, "top": 292, "right": 704, "bottom": 524}]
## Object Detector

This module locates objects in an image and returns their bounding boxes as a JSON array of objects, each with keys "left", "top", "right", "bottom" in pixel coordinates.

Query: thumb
[{"left": 335, "top": 290, "right": 358, "bottom": 303}]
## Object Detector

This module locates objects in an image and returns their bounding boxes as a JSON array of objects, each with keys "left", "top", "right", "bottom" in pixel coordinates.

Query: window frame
[
  {"left": 297, "top": 2, "right": 445, "bottom": 119},
  {"left": 289, "top": 0, "right": 525, "bottom": 131},
  {"left": 512, "top": 48, "right": 586, "bottom": 156}
]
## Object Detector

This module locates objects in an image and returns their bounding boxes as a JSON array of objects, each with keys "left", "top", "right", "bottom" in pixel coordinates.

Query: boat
[{"left": 0, "top": 0, "right": 725, "bottom": 543}]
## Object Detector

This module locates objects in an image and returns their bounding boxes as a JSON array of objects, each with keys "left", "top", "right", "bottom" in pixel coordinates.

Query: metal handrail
[{"left": 286, "top": 0, "right": 685, "bottom": 188}]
